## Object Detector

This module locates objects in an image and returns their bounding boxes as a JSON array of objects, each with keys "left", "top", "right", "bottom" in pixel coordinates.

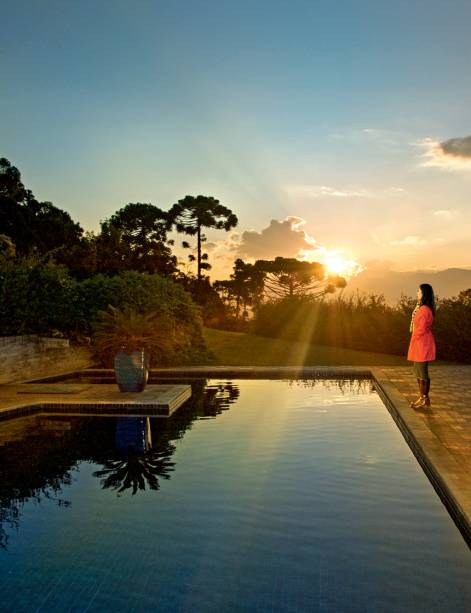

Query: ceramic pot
[{"left": 114, "top": 350, "right": 149, "bottom": 392}]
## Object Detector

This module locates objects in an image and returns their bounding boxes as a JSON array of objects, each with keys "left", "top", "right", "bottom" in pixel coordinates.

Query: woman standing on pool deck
[{"left": 408, "top": 283, "right": 436, "bottom": 408}]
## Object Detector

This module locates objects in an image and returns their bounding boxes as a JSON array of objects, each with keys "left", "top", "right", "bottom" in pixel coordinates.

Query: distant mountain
[{"left": 343, "top": 267, "right": 471, "bottom": 303}]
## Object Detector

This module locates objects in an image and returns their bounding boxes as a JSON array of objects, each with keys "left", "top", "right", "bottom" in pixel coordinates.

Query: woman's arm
[{"left": 412, "top": 307, "right": 431, "bottom": 339}]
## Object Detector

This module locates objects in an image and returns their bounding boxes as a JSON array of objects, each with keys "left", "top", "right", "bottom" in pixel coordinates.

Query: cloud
[
  {"left": 431, "top": 209, "right": 459, "bottom": 220},
  {"left": 361, "top": 128, "right": 401, "bottom": 146},
  {"left": 441, "top": 136, "right": 471, "bottom": 158},
  {"left": 390, "top": 235, "right": 445, "bottom": 247},
  {"left": 284, "top": 185, "right": 405, "bottom": 199},
  {"left": 329, "top": 127, "right": 402, "bottom": 146},
  {"left": 234, "top": 217, "right": 363, "bottom": 278},
  {"left": 237, "top": 217, "right": 316, "bottom": 259},
  {"left": 418, "top": 136, "right": 471, "bottom": 170},
  {"left": 360, "top": 260, "right": 395, "bottom": 272},
  {"left": 390, "top": 235, "right": 428, "bottom": 247},
  {"left": 197, "top": 217, "right": 364, "bottom": 280}
]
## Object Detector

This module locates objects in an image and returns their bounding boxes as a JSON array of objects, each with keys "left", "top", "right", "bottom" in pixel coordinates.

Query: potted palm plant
[{"left": 93, "top": 306, "right": 174, "bottom": 392}]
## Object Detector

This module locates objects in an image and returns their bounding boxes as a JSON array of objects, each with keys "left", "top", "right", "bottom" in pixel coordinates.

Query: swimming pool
[{"left": 0, "top": 379, "right": 470, "bottom": 612}]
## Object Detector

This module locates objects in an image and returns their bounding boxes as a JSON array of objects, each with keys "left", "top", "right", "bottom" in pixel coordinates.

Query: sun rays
[{"left": 299, "top": 247, "right": 363, "bottom": 279}]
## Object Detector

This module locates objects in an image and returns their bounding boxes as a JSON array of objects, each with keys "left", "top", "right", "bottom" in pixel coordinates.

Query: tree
[
  {"left": 167, "top": 195, "right": 238, "bottom": 281},
  {"left": 97, "top": 203, "right": 177, "bottom": 275},
  {"left": 95, "top": 223, "right": 128, "bottom": 275},
  {"left": 0, "top": 158, "right": 38, "bottom": 253},
  {"left": 26, "top": 199, "right": 83, "bottom": 255},
  {"left": 0, "top": 158, "right": 83, "bottom": 257},
  {"left": 52, "top": 232, "right": 98, "bottom": 279},
  {"left": 254, "top": 257, "right": 346, "bottom": 299},
  {"left": 175, "top": 275, "right": 226, "bottom": 326},
  {"left": 0, "top": 157, "right": 28, "bottom": 202},
  {"left": 214, "top": 258, "right": 265, "bottom": 320}
]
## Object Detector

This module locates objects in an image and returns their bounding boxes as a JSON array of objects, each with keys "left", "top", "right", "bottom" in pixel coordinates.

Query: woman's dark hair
[{"left": 419, "top": 283, "right": 436, "bottom": 315}]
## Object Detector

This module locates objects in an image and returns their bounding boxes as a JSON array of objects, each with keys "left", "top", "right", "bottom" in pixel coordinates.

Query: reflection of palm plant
[
  {"left": 93, "top": 443, "right": 176, "bottom": 495},
  {"left": 93, "top": 306, "right": 175, "bottom": 365}
]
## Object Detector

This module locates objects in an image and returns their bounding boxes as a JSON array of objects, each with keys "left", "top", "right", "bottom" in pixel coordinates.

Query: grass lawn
[{"left": 203, "top": 328, "right": 409, "bottom": 366}]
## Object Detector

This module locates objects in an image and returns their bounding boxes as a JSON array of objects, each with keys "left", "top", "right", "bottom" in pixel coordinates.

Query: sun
[
  {"left": 299, "top": 248, "right": 363, "bottom": 279},
  {"left": 323, "top": 254, "right": 351, "bottom": 276}
]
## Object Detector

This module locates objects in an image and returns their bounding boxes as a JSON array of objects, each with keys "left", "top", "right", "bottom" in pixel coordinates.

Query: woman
[{"left": 407, "top": 283, "right": 436, "bottom": 408}]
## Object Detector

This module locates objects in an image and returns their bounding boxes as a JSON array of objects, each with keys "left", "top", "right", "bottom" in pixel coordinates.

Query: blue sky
[{"left": 2, "top": 0, "right": 471, "bottom": 278}]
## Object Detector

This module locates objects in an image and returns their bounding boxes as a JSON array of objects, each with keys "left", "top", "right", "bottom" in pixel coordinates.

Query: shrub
[
  {"left": 0, "top": 259, "right": 76, "bottom": 335},
  {"left": 74, "top": 272, "right": 206, "bottom": 365},
  {"left": 433, "top": 290, "right": 471, "bottom": 362},
  {"left": 93, "top": 306, "right": 176, "bottom": 366},
  {"left": 0, "top": 264, "right": 207, "bottom": 365},
  {"left": 252, "top": 295, "right": 413, "bottom": 358},
  {"left": 251, "top": 291, "right": 471, "bottom": 362}
]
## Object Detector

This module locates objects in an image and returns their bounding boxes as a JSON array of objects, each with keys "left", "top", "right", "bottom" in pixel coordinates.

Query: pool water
[{"left": 0, "top": 379, "right": 470, "bottom": 612}]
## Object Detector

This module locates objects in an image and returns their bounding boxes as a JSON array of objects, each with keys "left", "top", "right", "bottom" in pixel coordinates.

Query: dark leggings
[{"left": 413, "top": 361, "right": 429, "bottom": 380}]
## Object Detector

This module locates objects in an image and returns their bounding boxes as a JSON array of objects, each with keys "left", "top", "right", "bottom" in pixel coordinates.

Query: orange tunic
[{"left": 407, "top": 305, "right": 436, "bottom": 362}]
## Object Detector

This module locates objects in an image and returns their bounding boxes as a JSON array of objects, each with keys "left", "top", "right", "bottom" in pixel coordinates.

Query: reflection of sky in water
[{"left": 0, "top": 379, "right": 470, "bottom": 612}]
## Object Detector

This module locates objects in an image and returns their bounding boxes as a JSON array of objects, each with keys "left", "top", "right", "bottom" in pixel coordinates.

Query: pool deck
[
  {"left": 0, "top": 383, "right": 192, "bottom": 419},
  {"left": 0, "top": 364, "right": 469, "bottom": 545},
  {"left": 370, "top": 365, "right": 471, "bottom": 547}
]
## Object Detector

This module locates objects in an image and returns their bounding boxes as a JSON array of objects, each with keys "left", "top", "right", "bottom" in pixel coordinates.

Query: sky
[{"left": 2, "top": 0, "right": 471, "bottom": 280}]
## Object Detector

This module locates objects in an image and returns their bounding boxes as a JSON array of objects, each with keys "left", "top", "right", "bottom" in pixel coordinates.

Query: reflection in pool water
[
  {"left": 0, "top": 380, "right": 240, "bottom": 547},
  {"left": 0, "top": 378, "right": 469, "bottom": 612},
  {"left": 94, "top": 417, "right": 176, "bottom": 496}
]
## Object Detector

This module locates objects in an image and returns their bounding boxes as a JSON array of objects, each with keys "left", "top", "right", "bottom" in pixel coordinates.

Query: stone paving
[
  {"left": 371, "top": 365, "right": 471, "bottom": 546},
  {"left": 378, "top": 365, "right": 471, "bottom": 474}
]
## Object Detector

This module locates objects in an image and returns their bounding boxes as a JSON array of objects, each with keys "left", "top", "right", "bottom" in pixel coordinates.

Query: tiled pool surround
[
  {"left": 0, "top": 384, "right": 192, "bottom": 421},
  {"left": 2, "top": 366, "right": 471, "bottom": 547}
]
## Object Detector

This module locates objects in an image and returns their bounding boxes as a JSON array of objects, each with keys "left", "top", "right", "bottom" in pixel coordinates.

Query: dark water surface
[{"left": 0, "top": 379, "right": 469, "bottom": 612}]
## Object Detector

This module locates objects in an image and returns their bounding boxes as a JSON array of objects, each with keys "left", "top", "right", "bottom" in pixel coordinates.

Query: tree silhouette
[
  {"left": 167, "top": 195, "right": 238, "bottom": 281},
  {"left": 0, "top": 158, "right": 83, "bottom": 257},
  {"left": 214, "top": 258, "right": 265, "bottom": 320},
  {"left": 255, "top": 257, "right": 346, "bottom": 299},
  {"left": 98, "top": 203, "right": 177, "bottom": 275}
]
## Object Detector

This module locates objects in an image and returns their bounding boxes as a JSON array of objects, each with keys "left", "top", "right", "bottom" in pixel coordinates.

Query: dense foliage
[
  {"left": 0, "top": 259, "right": 76, "bottom": 335},
  {"left": 0, "top": 158, "right": 84, "bottom": 260},
  {"left": 0, "top": 262, "right": 206, "bottom": 365},
  {"left": 252, "top": 293, "right": 471, "bottom": 363},
  {"left": 77, "top": 272, "right": 207, "bottom": 365},
  {"left": 97, "top": 203, "right": 177, "bottom": 276}
]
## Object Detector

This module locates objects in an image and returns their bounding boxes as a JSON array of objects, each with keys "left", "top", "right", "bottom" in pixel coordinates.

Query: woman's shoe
[
  {"left": 411, "top": 379, "right": 426, "bottom": 408},
  {"left": 411, "top": 395, "right": 425, "bottom": 408},
  {"left": 413, "top": 395, "right": 430, "bottom": 408}
]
